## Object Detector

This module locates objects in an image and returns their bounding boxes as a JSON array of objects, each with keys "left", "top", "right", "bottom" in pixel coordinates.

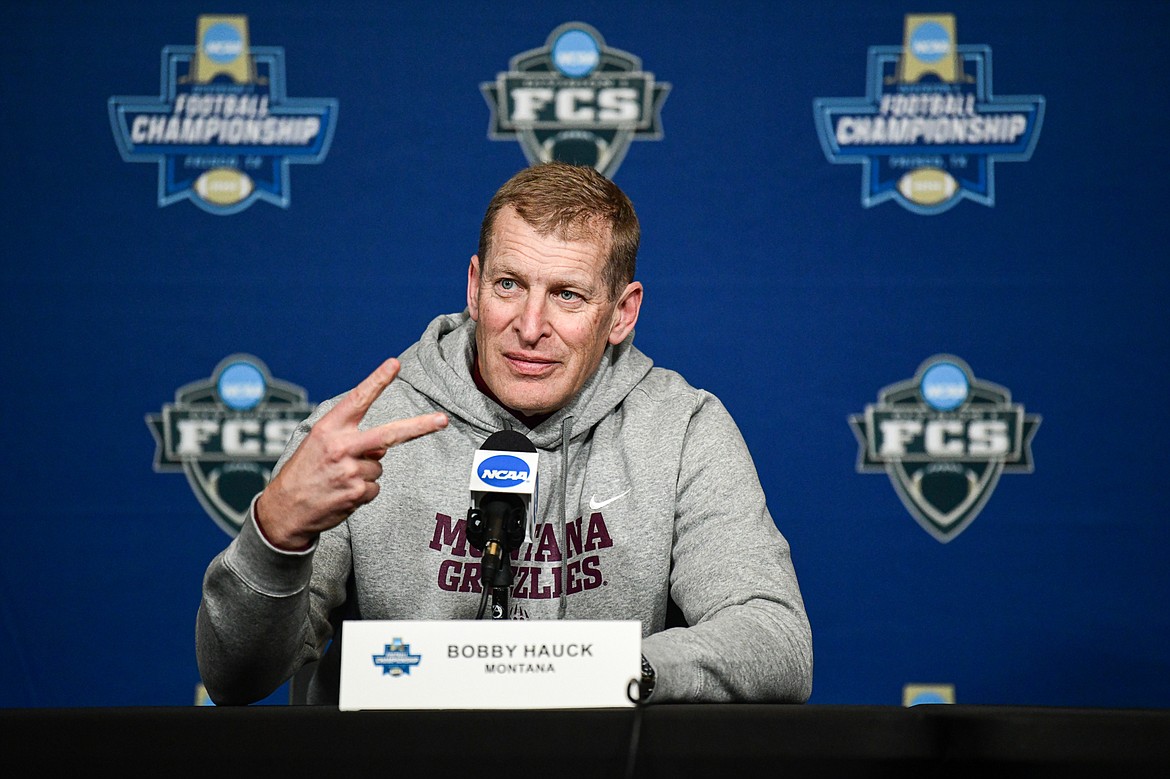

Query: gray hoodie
[{"left": 196, "top": 312, "right": 813, "bottom": 705}]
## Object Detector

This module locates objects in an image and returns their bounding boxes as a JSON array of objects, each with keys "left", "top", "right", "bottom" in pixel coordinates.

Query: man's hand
[{"left": 254, "top": 358, "right": 448, "bottom": 550}]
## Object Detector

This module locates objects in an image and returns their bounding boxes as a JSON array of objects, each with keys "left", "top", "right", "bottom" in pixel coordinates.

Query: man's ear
[
  {"left": 608, "top": 281, "right": 643, "bottom": 345},
  {"left": 467, "top": 255, "right": 481, "bottom": 320}
]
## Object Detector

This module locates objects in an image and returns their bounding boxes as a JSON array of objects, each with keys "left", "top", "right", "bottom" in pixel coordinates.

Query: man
[{"left": 196, "top": 161, "right": 813, "bottom": 705}]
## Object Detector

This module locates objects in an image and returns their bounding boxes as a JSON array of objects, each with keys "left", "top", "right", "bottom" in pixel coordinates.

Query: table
[{"left": 3, "top": 703, "right": 1167, "bottom": 777}]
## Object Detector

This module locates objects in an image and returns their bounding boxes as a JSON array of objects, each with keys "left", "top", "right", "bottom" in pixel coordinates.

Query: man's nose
[{"left": 515, "top": 294, "right": 549, "bottom": 343}]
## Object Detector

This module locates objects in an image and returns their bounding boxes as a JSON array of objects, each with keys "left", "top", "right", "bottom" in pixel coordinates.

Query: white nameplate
[{"left": 338, "top": 619, "right": 641, "bottom": 711}]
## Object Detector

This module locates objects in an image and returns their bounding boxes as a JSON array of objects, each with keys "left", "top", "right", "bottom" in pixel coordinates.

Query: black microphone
[{"left": 466, "top": 430, "right": 538, "bottom": 619}]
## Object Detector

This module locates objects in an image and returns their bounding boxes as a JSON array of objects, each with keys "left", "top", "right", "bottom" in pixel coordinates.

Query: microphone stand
[
  {"left": 490, "top": 560, "right": 513, "bottom": 620},
  {"left": 467, "top": 495, "right": 526, "bottom": 620}
]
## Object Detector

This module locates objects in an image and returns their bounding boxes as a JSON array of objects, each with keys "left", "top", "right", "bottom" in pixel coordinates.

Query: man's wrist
[{"left": 254, "top": 491, "right": 314, "bottom": 553}]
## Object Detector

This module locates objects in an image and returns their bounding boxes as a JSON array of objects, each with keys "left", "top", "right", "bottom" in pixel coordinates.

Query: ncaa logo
[{"left": 849, "top": 355, "right": 1040, "bottom": 542}]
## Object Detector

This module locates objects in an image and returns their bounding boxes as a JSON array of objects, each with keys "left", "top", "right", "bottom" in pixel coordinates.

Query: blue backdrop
[{"left": 3, "top": 0, "right": 1168, "bottom": 708}]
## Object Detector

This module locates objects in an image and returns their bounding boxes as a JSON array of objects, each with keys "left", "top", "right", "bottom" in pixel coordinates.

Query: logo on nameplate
[
  {"left": 849, "top": 355, "right": 1040, "bottom": 541},
  {"left": 481, "top": 21, "right": 670, "bottom": 177},
  {"left": 813, "top": 14, "right": 1045, "bottom": 214},
  {"left": 147, "top": 354, "right": 315, "bottom": 536},
  {"left": 372, "top": 639, "right": 423, "bottom": 676},
  {"left": 109, "top": 15, "right": 338, "bottom": 214}
]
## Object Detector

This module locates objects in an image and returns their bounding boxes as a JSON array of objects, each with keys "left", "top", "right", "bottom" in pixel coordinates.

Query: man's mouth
[{"left": 504, "top": 353, "right": 557, "bottom": 376}]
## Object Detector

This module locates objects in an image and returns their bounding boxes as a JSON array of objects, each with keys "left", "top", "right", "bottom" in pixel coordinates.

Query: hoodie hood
[{"left": 395, "top": 311, "right": 654, "bottom": 449}]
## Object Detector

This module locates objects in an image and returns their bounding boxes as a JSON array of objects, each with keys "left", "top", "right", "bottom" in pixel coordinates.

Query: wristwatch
[{"left": 639, "top": 654, "right": 656, "bottom": 701}]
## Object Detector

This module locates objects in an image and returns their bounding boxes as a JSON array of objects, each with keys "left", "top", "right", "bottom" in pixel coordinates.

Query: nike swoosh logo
[{"left": 588, "top": 489, "right": 630, "bottom": 511}]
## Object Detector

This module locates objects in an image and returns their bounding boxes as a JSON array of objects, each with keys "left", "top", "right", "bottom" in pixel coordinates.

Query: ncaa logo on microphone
[
  {"left": 478, "top": 455, "right": 531, "bottom": 488},
  {"left": 469, "top": 449, "right": 539, "bottom": 495}
]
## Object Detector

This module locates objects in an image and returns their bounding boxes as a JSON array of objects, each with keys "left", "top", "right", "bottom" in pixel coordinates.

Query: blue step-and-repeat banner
[{"left": 2, "top": 0, "right": 1167, "bottom": 708}]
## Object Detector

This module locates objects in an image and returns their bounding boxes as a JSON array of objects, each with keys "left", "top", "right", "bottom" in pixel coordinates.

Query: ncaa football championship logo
[
  {"left": 109, "top": 15, "right": 338, "bottom": 215},
  {"left": 481, "top": 22, "right": 670, "bottom": 178},
  {"left": 813, "top": 14, "right": 1044, "bottom": 214},
  {"left": 372, "top": 638, "right": 422, "bottom": 677},
  {"left": 849, "top": 355, "right": 1040, "bottom": 542},
  {"left": 147, "top": 354, "right": 315, "bottom": 536}
]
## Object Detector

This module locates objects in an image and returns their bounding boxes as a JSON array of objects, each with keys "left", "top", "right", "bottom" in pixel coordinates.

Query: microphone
[{"left": 466, "top": 430, "right": 538, "bottom": 619}]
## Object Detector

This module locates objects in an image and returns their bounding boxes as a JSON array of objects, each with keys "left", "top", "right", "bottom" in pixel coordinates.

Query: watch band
[{"left": 639, "top": 654, "right": 656, "bottom": 701}]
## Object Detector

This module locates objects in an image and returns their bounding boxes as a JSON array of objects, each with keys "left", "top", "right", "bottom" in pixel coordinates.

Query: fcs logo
[
  {"left": 479, "top": 455, "right": 531, "bottom": 488},
  {"left": 849, "top": 355, "right": 1040, "bottom": 542},
  {"left": 147, "top": 354, "right": 315, "bottom": 536},
  {"left": 481, "top": 21, "right": 670, "bottom": 178},
  {"left": 812, "top": 13, "right": 1044, "bottom": 214},
  {"left": 108, "top": 14, "right": 337, "bottom": 215}
]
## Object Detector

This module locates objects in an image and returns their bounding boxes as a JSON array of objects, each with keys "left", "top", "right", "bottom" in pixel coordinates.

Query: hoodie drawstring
[{"left": 557, "top": 415, "right": 574, "bottom": 620}]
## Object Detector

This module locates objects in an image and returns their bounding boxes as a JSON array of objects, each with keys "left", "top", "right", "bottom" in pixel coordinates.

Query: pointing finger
[
  {"left": 331, "top": 358, "right": 400, "bottom": 427},
  {"left": 353, "top": 412, "right": 449, "bottom": 455}
]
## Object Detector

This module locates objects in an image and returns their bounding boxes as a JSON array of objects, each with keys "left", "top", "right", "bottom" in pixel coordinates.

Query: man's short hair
[{"left": 478, "top": 161, "right": 640, "bottom": 300}]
